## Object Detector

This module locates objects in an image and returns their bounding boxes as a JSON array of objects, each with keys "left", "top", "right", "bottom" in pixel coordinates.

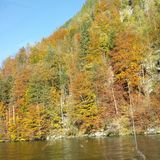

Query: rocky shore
[{"left": 46, "top": 126, "right": 160, "bottom": 141}]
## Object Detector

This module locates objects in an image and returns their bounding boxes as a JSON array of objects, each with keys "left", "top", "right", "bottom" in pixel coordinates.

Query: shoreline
[{"left": 1, "top": 128, "right": 160, "bottom": 143}]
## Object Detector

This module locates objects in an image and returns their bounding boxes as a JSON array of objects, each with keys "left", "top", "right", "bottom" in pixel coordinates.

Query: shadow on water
[{"left": 0, "top": 135, "right": 160, "bottom": 160}]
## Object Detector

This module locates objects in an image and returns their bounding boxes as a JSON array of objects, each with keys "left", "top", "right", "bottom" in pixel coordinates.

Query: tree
[{"left": 110, "top": 29, "right": 145, "bottom": 90}]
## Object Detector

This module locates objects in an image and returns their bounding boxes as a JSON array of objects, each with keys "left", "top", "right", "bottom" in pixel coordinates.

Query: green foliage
[
  {"left": 79, "top": 20, "right": 91, "bottom": 69},
  {"left": 0, "top": 76, "right": 13, "bottom": 104},
  {"left": 15, "top": 48, "right": 28, "bottom": 68}
]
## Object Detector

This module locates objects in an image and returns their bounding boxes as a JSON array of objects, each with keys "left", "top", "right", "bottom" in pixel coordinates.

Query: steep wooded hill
[{"left": 0, "top": 0, "right": 160, "bottom": 141}]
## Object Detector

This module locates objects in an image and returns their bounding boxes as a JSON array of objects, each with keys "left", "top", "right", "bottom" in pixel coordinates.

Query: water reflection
[{"left": 0, "top": 136, "right": 159, "bottom": 160}]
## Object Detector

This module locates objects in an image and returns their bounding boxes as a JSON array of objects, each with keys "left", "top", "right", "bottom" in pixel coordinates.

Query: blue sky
[{"left": 0, "top": 0, "right": 86, "bottom": 65}]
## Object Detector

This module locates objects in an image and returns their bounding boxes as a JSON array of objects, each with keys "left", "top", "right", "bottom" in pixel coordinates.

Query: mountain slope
[{"left": 0, "top": 0, "right": 160, "bottom": 141}]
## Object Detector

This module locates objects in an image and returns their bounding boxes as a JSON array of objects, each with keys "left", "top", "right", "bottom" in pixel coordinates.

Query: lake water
[{"left": 0, "top": 136, "right": 160, "bottom": 160}]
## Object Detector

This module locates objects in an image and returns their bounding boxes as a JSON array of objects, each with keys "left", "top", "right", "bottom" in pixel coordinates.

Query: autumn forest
[{"left": 0, "top": 0, "right": 160, "bottom": 142}]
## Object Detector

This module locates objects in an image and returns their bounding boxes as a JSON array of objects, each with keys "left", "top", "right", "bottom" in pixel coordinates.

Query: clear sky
[{"left": 0, "top": 0, "right": 86, "bottom": 65}]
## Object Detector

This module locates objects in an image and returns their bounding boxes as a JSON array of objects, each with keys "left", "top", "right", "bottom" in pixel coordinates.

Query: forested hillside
[{"left": 0, "top": 0, "right": 160, "bottom": 141}]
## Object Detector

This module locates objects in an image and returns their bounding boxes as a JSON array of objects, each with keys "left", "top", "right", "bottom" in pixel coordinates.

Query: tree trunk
[
  {"left": 60, "top": 87, "right": 64, "bottom": 124},
  {"left": 111, "top": 86, "right": 118, "bottom": 114},
  {"left": 127, "top": 81, "right": 138, "bottom": 150},
  {"left": 12, "top": 105, "right": 16, "bottom": 124},
  {"left": 8, "top": 107, "right": 11, "bottom": 124}
]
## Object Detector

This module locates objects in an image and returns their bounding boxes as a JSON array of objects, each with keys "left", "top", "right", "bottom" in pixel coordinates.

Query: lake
[{"left": 0, "top": 135, "right": 160, "bottom": 160}]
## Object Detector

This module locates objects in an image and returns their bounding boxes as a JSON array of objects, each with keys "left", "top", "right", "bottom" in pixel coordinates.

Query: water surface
[{"left": 0, "top": 136, "right": 160, "bottom": 160}]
